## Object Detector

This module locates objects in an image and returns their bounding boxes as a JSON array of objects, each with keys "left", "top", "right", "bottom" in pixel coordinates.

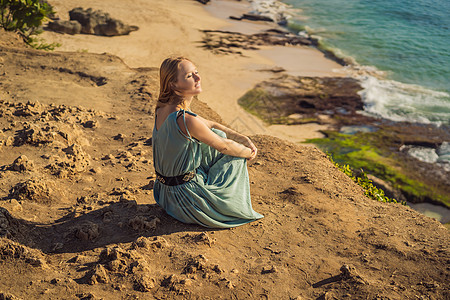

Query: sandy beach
[{"left": 41, "top": 0, "right": 345, "bottom": 143}]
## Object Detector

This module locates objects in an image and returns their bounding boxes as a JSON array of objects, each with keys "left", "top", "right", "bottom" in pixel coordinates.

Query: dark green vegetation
[
  {"left": 309, "top": 131, "right": 450, "bottom": 208},
  {"left": 0, "top": 0, "right": 59, "bottom": 50}
]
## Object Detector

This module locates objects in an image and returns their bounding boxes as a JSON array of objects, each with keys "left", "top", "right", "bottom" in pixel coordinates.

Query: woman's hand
[{"left": 243, "top": 137, "right": 257, "bottom": 161}]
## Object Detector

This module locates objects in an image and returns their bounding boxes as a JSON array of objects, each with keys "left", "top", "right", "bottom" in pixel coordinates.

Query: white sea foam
[
  {"left": 248, "top": 0, "right": 298, "bottom": 22},
  {"left": 437, "top": 142, "right": 450, "bottom": 163},
  {"left": 406, "top": 147, "right": 439, "bottom": 163},
  {"left": 400, "top": 142, "right": 450, "bottom": 171},
  {"left": 357, "top": 76, "right": 450, "bottom": 125}
]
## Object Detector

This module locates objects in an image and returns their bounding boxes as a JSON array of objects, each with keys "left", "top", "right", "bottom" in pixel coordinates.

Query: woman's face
[{"left": 174, "top": 60, "right": 202, "bottom": 97}]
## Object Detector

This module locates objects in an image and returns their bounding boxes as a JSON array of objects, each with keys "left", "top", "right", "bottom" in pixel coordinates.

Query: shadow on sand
[{"left": 0, "top": 200, "right": 214, "bottom": 254}]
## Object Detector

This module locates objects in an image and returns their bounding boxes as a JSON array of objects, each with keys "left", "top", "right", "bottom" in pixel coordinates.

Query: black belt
[{"left": 155, "top": 170, "right": 196, "bottom": 186}]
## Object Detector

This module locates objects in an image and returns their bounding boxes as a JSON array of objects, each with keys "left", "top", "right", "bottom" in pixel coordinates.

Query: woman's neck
[{"left": 177, "top": 96, "right": 193, "bottom": 111}]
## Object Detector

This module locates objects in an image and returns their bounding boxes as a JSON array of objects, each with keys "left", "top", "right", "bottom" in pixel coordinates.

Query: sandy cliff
[{"left": 0, "top": 28, "right": 449, "bottom": 299}]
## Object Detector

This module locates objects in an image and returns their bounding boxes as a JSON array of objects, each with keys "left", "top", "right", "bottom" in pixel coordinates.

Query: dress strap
[{"left": 177, "top": 109, "right": 199, "bottom": 143}]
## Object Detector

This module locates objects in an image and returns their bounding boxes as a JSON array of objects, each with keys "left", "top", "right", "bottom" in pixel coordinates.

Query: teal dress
[{"left": 152, "top": 110, "right": 263, "bottom": 228}]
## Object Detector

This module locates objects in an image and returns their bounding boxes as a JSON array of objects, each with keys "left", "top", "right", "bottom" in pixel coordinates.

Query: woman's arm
[
  {"left": 196, "top": 115, "right": 258, "bottom": 156},
  {"left": 180, "top": 114, "right": 255, "bottom": 160}
]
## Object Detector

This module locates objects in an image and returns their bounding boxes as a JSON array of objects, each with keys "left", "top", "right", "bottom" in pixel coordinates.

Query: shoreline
[{"left": 41, "top": 0, "right": 346, "bottom": 144}]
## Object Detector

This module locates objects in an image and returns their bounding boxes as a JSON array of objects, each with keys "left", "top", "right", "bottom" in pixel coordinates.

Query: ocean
[{"left": 273, "top": 0, "right": 450, "bottom": 126}]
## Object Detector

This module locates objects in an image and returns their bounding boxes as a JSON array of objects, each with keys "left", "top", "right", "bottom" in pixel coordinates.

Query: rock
[
  {"left": 89, "top": 167, "right": 102, "bottom": 174},
  {"left": 196, "top": 0, "right": 210, "bottom": 4},
  {"left": 69, "top": 7, "right": 139, "bottom": 36},
  {"left": 75, "top": 293, "right": 97, "bottom": 300},
  {"left": 241, "top": 13, "right": 274, "bottom": 22},
  {"left": 102, "top": 211, "right": 113, "bottom": 223},
  {"left": 182, "top": 255, "right": 208, "bottom": 274},
  {"left": 46, "top": 143, "right": 91, "bottom": 175},
  {"left": 67, "top": 255, "right": 88, "bottom": 264},
  {"left": 212, "top": 265, "right": 224, "bottom": 274},
  {"left": 128, "top": 216, "right": 160, "bottom": 231},
  {"left": 229, "top": 15, "right": 243, "bottom": 21},
  {"left": 14, "top": 125, "right": 57, "bottom": 146},
  {"left": 238, "top": 75, "right": 363, "bottom": 125},
  {"left": 132, "top": 236, "right": 169, "bottom": 250},
  {"left": 133, "top": 274, "right": 155, "bottom": 292},
  {"left": 47, "top": 20, "right": 82, "bottom": 34},
  {"left": 9, "top": 199, "right": 22, "bottom": 212},
  {"left": 4, "top": 136, "right": 14, "bottom": 146},
  {"left": 261, "top": 265, "right": 277, "bottom": 274},
  {"left": 0, "top": 238, "right": 48, "bottom": 269},
  {"left": 87, "top": 264, "right": 109, "bottom": 285},
  {"left": 102, "top": 154, "right": 115, "bottom": 160},
  {"left": 320, "top": 291, "right": 338, "bottom": 300},
  {"left": 260, "top": 66, "right": 285, "bottom": 73},
  {"left": 200, "top": 29, "right": 315, "bottom": 56},
  {"left": 0, "top": 291, "right": 22, "bottom": 300},
  {"left": 13, "top": 101, "right": 44, "bottom": 116},
  {"left": 113, "top": 133, "right": 125, "bottom": 140},
  {"left": 75, "top": 222, "right": 100, "bottom": 241},
  {"left": 340, "top": 264, "right": 368, "bottom": 285},
  {"left": 10, "top": 155, "right": 34, "bottom": 172},
  {"left": 184, "top": 232, "right": 216, "bottom": 247},
  {"left": 160, "top": 274, "right": 179, "bottom": 288},
  {"left": 82, "top": 120, "right": 98, "bottom": 128},
  {"left": 9, "top": 178, "right": 53, "bottom": 203},
  {"left": 0, "top": 207, "right": 13, "bottom": 238}
]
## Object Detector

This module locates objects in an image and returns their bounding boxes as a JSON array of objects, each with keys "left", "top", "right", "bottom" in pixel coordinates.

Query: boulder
[
  {"left": 69, "top": 7, "right": 138, "bottom": 36},
  {"left": 47, "top": 20, "right": 82, "bottom": 35}
]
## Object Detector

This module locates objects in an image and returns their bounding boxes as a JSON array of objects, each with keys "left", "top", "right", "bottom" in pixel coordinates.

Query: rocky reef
[{"left": 238, "top": 74, "right": 450, "bottom": 209}]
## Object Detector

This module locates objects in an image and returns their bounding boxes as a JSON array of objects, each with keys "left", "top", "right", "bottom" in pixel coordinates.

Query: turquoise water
[{"left": 280, "top": 0, "right": 450, "bottom": 125}]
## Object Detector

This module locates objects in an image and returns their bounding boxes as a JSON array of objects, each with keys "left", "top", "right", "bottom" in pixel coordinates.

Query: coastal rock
[
  {"left": 47, "top": 20, "right": 82, "bottom": 35},
  {"left": 69, "top": 7, "right": 139, "bottom": 36},
  {"left": 240, "top": 13, "right": 274, "bottom": 22},
  {"left": 238, "top": 74, "right": 363, "bottom": 125},
  {"left": 201, "top": 29, "right": 315, "bottom": 55}
]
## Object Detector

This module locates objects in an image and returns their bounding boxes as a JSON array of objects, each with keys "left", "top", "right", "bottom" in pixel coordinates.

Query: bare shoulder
[{"left": 176, "top": 111, "right": 205, "bottom": 135}]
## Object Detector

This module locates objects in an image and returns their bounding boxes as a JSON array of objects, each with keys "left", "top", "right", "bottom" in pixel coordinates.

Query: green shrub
[
  {"left": 0, "top": 0, "right": 59, "bottom": 49},
  {"left": 327, "top": 153, "right": 405, "bottom": 205}
]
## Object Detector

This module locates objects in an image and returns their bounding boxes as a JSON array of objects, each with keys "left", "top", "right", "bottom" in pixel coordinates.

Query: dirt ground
[{"left": 0, "top": 29, "right": 448, "bottom": 300}]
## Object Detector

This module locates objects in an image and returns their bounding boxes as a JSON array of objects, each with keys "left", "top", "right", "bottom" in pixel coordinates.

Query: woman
[{"left": 152, "top": 56, "right": 263, "bottom": 228}]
